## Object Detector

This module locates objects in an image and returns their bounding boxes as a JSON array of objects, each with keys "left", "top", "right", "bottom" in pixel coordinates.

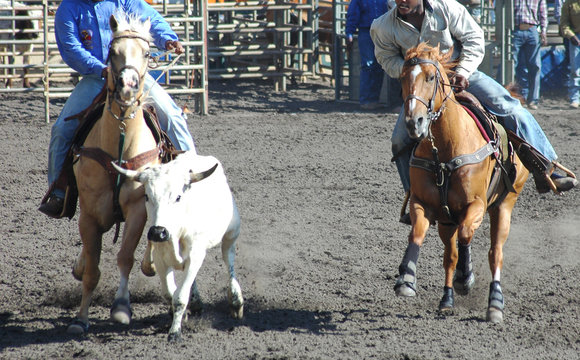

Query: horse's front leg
[
  {"left": 68, "top": 214, "right": 103, "bottom": 334},
  {"left": 394, "top": 198, "right": 430, "bottom": 297},
  {"left": 437, "top": 224, "right": 458, "bottom": 313},
  {"left": 453, "top": 199, "right": 485, "bottom": 295},
  {"left": 111, "top": 207, "right": 146, "bottom": 325},
  {"left": 486, "top": 197, "right": 516, "bottom": 323}
]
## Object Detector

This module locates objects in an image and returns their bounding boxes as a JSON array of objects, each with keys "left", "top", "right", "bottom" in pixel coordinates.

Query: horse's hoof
[
  {"left": 110, "top": 298, "right": 132, "bottom": 325},
  {"left": 453, "top": 271, "right": 475, "bottom": 295},
  {"left": 141, "top": 260, "right": 157, "bottom": 277},
  {"left": 486, "top": 307, "right": 503, "bottom": 323},
  {"left": 394, "top": 283, "right": 416, "bottom": 297},
  {"left": 438, "top": 286, "right": 455, "bottom": 312},
  {"left": 167, "top": 331, "right": 182, "bottom": 343},
  {"left": 67, "top": 318, "right": 89, "bottom": 335},
  {"left": 230, "top": 304, "right": 244, "bottom": 319}
]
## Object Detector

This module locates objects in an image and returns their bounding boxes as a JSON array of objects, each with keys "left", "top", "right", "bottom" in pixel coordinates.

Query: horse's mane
[
  {"left": 111, "top": 11, "right": 153, "bottom": 42},
  {"left": 403, "top": 42, "right": 457, "bottom": 78}
]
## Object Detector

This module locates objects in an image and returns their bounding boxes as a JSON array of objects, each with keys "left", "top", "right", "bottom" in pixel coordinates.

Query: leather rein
[
  {"left": 78, "top": 32, "right": 161, "bottom": 241},
  {"left": 403, "top": 57, "right": 498, "bottom": 225}
]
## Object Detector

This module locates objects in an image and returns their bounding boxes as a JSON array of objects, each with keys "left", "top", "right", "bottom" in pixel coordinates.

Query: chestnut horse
[
  {"left": 67, "top": 14, "right": 161, "bottom": 334},
  {"left": 394, "top": 43, "right": 529, "bottom": 323}
]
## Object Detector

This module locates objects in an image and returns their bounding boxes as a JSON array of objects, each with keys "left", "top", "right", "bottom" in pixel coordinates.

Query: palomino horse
[
  {"left": 67, "top": 14, "right": 161, "bottom": 334},
  {"left": 394, "top": 43, "right": 529, "bottom": 323}
]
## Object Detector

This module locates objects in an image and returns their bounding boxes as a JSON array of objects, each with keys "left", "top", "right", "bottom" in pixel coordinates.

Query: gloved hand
[
  {"left": 450, "top": 73, "right": 469, "bottom": 92},
  {"left": 165, "top": 40, "right": 185, "bottom": 55}
]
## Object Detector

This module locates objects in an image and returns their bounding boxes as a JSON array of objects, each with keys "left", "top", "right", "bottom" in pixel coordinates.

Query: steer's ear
[
  {"left": 189, "top": 163, "right": 218, "bottom": 184},
  {"left": 111, "top": 161, "right": 143, "bottom": 182}
]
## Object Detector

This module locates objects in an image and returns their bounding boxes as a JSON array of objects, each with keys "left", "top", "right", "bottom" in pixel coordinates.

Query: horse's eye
[
  {"left": 176, "top": 195, "right": 181, "bottom": 203},
  {"left": 144, "top": 194, "right": 149, "bottom": 202},
  {"left": 144, "top": 51, "right": 150, "bottom": 58},
  {"left": 428, "top": 74, "right": 435, "bottom": 82}
]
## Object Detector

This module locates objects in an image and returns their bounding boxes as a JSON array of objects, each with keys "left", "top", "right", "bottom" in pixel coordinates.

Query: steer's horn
[
  {"left": 189, "top": 163, "right": 218, "bottom": 184},
  {"left": 111, "top": 161, "right": 142, "bottom": 182}
]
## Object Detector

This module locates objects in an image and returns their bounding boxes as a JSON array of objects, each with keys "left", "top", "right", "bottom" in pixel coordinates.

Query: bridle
[
  {"left": 107, "top": 32, "right": 151, "bottom": 122},
  {"left": 402, "top": 57, "right": 455, "bottom": 124}
]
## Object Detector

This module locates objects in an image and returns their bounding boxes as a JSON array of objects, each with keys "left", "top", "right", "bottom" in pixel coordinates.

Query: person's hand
[
  {"left": 165, "top": 40, "right": 185, "bottom": 55},
  {"left": 346, "top": 34, "right": 353, "bottom": 54},
  {"left": 540, "top": 32, "right": 548, "bottom": 46},
  {"left": 450, "top": 73, "right": 469, "bottom": 92},
  {"left": 571, "top": 36, "right": 580, "bottom": 46}
]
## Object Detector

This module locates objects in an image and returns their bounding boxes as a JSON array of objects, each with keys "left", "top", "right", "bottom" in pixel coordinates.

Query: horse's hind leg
[{"left": 68, "top": 215, "right": 103, "bottom": 334}]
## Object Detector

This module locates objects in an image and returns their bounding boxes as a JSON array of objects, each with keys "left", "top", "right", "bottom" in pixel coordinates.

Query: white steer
[{"left": 113, "top": 152, "right": 243, "bottom": 342}]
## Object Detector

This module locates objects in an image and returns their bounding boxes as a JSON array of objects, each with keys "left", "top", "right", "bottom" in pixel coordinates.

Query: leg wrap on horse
[
  {"left": 453, "top": 244, "right": 475, "bottom": 295},
  {"left": 488, "top": 281, "right": 504, "bottom": 311},
  {"left": 439, "top": 286, "right": 454, "bottom": 311},
  {"left": 394, "top": 243, "right": 420, "bottom": 294}
]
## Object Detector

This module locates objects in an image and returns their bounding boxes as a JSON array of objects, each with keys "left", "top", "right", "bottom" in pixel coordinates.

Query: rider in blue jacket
[{"left": 39, "top": 0, "right": 196, "bottom": 218}]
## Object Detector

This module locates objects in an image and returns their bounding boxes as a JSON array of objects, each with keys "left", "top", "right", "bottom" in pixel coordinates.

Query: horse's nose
[
  {"left": 147, "top": 226, "right": 169, "bottom": 242},
  {"left": 118, "top": 69, "right": 139, "bottom": 90}
]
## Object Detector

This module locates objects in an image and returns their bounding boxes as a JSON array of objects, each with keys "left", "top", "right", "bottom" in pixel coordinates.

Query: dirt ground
[{"left": 0, "top": 79, "right": 579, "bottom": 359}]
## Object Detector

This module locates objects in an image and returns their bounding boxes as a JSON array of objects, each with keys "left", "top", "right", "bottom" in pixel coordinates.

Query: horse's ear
[{"left": 110, "top": 14, "right": 119, "bottom": 32}]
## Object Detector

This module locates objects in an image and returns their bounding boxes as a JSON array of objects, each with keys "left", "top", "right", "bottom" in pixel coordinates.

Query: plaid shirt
[{"left": 513, "top": 0, "right": 548, "bottom": 34}]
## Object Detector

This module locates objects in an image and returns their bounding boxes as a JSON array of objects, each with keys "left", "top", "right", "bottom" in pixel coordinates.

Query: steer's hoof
[
  {"left": 167, "top": 331, "right": 182, "bottom": 343},
  {"left": 110, "top": 298, "right": 132, "bottom": 325},
  {"left": 230, "top": 304, "right": 244, "bottom": 319},
  {"left": 486, "top": 307, "right": 503, "bottom": 323},
  {"left": 67, "top": 318, "right": 89, "bottom": 335}
]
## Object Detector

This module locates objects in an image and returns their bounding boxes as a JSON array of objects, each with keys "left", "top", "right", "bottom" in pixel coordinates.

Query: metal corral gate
[{"left": 0, "top": 0, "right": 208, "bottom": 122}]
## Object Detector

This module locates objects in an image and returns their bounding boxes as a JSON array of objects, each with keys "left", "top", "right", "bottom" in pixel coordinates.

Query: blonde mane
[{"left": 111, "top": 11, "right": 153, "bottom": 42}]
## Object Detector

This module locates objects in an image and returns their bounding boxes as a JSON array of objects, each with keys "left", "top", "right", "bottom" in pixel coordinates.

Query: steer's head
[{"left": 112, "top": 159, "right": 218, "bottom": 250}]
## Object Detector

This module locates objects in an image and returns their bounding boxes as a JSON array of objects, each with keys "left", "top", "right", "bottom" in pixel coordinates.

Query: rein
[{"left": 403, "top": 56, "right": 494, "bottom": 224}]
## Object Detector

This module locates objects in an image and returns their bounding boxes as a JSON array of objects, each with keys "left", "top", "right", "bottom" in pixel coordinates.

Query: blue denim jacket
[
  {"left": 55, "top": 0, "right": 178, "bottom": 76},
  {"left": 346, "top": 0, "right": 389, "bottom": 36}
]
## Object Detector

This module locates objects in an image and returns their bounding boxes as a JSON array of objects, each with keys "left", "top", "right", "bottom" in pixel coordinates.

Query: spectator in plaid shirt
[{"left": 512, "top": 0, "right": 548, "bottom": 110}]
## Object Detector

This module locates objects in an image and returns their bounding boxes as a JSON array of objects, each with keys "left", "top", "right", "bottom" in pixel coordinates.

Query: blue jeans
[
  {"left": 512, "top": 27, "right": 542, "bottom": 104},
  {"left": 392, "top": 70, "right": 558, "bottom": 192},
  {"left": 568, "top": 38, "right": 580, "bottom": 103},
  {"left": 48, "top": 73, "right": 196, "bottom": 197},
  {"left": 358, "top": 28, "right": 383, "bottom": 105}
]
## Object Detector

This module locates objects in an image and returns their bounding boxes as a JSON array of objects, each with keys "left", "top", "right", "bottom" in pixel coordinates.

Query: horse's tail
[{"left": 504, "top": 82, "right": 526, "bottom": 105}]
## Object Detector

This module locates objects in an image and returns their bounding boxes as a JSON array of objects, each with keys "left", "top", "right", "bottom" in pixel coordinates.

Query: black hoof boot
[{"left": 438, "top": 286, "right": 455, "bottom": 314}]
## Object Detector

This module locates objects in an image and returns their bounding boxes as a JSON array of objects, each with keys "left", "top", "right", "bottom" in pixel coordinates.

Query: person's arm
[
  {"left": 539, "top": 0, "right": 548, "bottom": 45},
  {"left": 444, "top": 0, "right": 485, "bottom": 79},
  {"left": 560, "top": 0, "right": 580, "bottom": 44},
  {"left": 124, "top": 0, "right": 179, "bottom": 51},
  {"left": 370, "top": 14, "right": 404, "bottom": 79},
  {"left": 54, "top": 7, "right": 106, "bottom": 76},
  {"left": 345, "top": 0, "right": 361, "bottom": 43}
]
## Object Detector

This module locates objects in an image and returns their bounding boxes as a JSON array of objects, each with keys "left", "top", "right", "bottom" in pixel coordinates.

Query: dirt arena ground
[{"left": 0, "top": 79, "right": 578, "bottom": 359}]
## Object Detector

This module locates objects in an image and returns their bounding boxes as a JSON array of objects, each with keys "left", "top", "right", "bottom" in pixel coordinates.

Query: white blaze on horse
[
  {"left": 113, "top": 152, "right": 243, "bottom": 342},
  {"left": 67, "top": 13, "right": 162, "bottom": 334}
]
